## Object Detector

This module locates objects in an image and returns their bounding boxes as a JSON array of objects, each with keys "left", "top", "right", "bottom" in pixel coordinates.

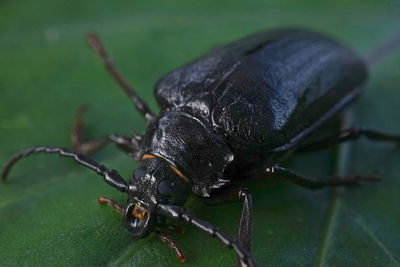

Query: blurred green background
[{"left": 1, "top": 0, "right": 400, "bottom": 266}]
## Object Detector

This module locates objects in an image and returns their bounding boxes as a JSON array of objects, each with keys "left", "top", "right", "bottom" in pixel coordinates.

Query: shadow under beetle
[{"left": 3, "top": 29, "right": 400, "bottom": 267}]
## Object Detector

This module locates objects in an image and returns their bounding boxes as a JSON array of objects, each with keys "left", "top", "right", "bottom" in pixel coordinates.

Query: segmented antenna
[{"left": 1, "top": 146, "right": 128, "bottom": 193}]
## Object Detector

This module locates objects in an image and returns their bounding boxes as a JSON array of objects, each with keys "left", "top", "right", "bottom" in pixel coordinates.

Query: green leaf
[{"left": 1, "top": 0, "right": 400, "bottom": 266}]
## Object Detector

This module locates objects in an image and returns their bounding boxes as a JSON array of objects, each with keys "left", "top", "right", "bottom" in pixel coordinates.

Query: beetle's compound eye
[
  {"left": 157, "top": 179, "right": 182, "bottom": 205},
  {"left": 157, "top": 179, "right": 174, "bottom": 197}
]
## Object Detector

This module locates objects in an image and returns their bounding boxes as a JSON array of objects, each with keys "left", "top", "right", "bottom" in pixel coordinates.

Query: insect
[{"left": 2, "top": 29, "right": 400, "bottom": 267}]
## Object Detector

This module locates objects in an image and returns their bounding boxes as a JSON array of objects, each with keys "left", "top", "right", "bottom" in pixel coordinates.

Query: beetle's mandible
[{"left": 3, "top": 29, "right": 400, "bottom": 267}]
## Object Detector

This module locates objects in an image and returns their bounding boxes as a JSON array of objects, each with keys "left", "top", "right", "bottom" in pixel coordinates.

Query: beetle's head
[{"left": 123, "top": 157, "right": 190, "bottom": 238}]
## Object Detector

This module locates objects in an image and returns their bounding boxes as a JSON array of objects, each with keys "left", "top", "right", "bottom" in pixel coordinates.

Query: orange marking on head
[
  {"left": 169, "top": 164, "right": 190, "bottom": 183},
  {"left": 141, "top": 154, "right": 156, "bottom": 160}
]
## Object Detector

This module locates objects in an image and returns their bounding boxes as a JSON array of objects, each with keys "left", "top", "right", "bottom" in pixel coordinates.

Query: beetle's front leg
[
  {"left": 262, "top": 164, "right": 380, "bottom": 190},
  {"left": 71, "top": 105, "right": 140, "bottom": 158},
  {"left": 208, "top": 186, "right": 253, "bottom": 267}
]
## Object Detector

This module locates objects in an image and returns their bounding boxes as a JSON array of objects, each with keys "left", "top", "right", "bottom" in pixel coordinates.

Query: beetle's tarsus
[{"left": 345, "top": 174, "right": 382, "bottom": 186}]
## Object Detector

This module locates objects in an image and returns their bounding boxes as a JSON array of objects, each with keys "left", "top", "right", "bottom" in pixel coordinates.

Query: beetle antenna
[
  {"left": 365, "top": 29, "right": 400, "bottom": 66},
  {"left": 157, "top": 204, "right": 260, "bottom": 267},
  {"left": 87, "top": 32, "right": 156, "bottom": 122},
  {"left": 1, "top": 146, "right": 128, "bottom": 193}
]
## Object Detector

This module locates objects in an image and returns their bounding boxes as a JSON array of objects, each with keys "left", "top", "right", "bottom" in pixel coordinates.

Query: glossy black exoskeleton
[{"left": 3, "top": 29, "right": 400, "bottom": 267}]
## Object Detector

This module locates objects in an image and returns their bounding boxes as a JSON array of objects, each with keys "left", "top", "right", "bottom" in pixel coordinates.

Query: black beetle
[{"left": 2, "top": 29, "right": 400, "bottom": 267}]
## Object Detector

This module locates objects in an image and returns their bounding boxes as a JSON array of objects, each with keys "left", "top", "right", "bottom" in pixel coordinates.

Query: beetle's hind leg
[
  {"left": 296, "top": 127, "right": 400, "bottom": 153},
  {"left": 262, "top": 165, "right": 380, "bottom": 190},
  {"left": 71, "top": 105, "right": 139, "bottom": 159}
]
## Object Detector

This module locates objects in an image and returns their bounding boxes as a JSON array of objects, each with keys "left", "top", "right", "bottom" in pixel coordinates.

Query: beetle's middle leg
[
  {"left": 296, "top": 127, "right": 400, "bottom": 154},
  {"left": 262, "top": 165, "right": 380, "bottom": 190},
  {"left": 71, "top": 105, "right": 139, "bottom": 157}
]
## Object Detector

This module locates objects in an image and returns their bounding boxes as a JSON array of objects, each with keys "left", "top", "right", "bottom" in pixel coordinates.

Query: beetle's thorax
[{"left": 139, "top": 112, "right": 234, "bottom": 197}]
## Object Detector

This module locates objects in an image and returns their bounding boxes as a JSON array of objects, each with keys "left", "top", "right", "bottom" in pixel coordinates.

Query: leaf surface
[{"left": 1, "top": 1, "right": 400, "bottom": 266}]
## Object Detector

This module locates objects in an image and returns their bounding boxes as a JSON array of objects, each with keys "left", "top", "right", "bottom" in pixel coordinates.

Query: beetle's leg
[
  {"left": 262, "top": 164, "right": 380, "bottom": 190},
  {"left": 1, "top": 146, "right": 128, "bottom": 193},
  {"left": 157, "top": 204, "right": 260, "bottom": 267},
  {"left": 71, "top": 105, "right": 140, "bottom": 159},
  {"left": 154, "top": 230, "right": 186, "bottom": 262},
  {"left": 237, "top": 189, "right": 253, "bottom": 267},
  {"left": 86, "top": 33, "right": 155, "bottom": 121},
  {"left": 71, "top": 105, "right": 108, "bottom": 154},
  {"left": 296, "top": 127, "right": 400, "bottom": 153},
  {"left": 97, "top": 196, "right": 124, "bottom": 214},
  {"left": 206, "top": 186, "right": 253, "bottom": 265}
]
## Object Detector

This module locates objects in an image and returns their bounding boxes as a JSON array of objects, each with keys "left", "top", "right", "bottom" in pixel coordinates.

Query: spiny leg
[
  {"left": 70, "top": 105, "right": 139, "bottom": 158},
  {"left": 262, "top": 164, "right": 380, "bottom": 190},
  {"left": 297, "top": 127, "right": 400, "bottom": 154},
  {"left": 86, "top": 33, "right": 155, "bottom": 121},
  {"left": 1, "top": 146, "right": 128, "bottom": 193}
]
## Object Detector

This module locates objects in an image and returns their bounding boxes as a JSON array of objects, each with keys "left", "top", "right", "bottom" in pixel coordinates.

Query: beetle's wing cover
[{"left": 154, "top": 29, "right": 367, "bottom": 153}]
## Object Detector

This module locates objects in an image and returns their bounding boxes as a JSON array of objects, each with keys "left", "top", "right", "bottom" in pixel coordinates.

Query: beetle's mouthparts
[
  {"left": 132, "top": 204, "right": 148, "bottom": 220},
  {"left": 124, "top": 202, "right": 156, "bottom": 238}
]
